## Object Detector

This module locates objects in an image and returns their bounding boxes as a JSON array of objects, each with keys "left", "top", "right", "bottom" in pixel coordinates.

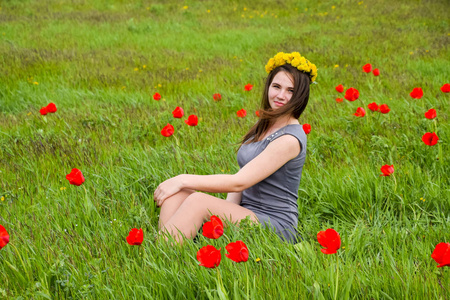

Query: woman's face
[{"left": 268, "top": 71, "right": 294, "bottom": 110}]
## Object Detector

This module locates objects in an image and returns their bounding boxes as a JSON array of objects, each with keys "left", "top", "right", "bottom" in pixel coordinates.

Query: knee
[{"left": 183, "top": 192, "right": 208, "bottom": 213}]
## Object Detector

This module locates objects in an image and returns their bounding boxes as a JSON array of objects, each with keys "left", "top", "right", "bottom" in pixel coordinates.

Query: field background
[{"left": 0, "top": 0, "right": 449, "bottom": 298}]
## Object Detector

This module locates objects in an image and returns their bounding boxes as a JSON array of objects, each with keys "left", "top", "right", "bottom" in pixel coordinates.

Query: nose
[{"left": 277, "top": 89, "right": 288, "bottom": 100}]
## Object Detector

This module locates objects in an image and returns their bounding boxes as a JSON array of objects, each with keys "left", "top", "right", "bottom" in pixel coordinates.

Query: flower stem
[{"left": 334, "top": 254, "right": 339, "bottom": 300}]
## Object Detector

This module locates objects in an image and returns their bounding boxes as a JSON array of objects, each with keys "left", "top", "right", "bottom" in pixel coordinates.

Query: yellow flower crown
[{"left": 265, "top": 52, "right": 318, "bottom": 83}]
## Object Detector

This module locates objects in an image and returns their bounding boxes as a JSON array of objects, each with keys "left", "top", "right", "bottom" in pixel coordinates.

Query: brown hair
[{"left": 240, "top": 64, "right": 310, "bottom": 144}]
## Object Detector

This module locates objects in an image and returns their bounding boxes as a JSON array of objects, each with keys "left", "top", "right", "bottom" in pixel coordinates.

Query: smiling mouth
[{"left": 274, "top": 101, "right": 285, "bottom": 106}]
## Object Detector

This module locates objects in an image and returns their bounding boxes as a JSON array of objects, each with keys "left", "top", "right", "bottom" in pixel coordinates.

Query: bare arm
[{"left": 226, "top": 192, "right": 242, "bottom": 205}]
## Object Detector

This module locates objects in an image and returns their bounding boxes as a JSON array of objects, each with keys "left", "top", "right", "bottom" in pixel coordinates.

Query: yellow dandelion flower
[
  {"left": 143, "top": 65, "right": 146, "bottom": 68},
  {"left": 207, "top": 10, "right": 210, "bottom": 13},
  {"left": 334, "top": 65, "right": 339, "bottom": 68},
  {"left": 1, "top": 196, "right": 4, "bottom": 201},
  {"left": 241, "top": 14, "right": 245, "bottom": 18},
  {"left": 33, "top": 81, "right": 39, "bottom": 85},
  {"left": 183, "top": 6, "right": 188, "bottom": 9},
  {"left": 425, "top": 50, "right": 429, "bottom": 52},
  {"left": 304, "top": 8, "right": 308, "bottom": 12},
  {"left": 146, "top": 7, "right": 150, "bottom": 10},
  {"left": 134, "top": 67, "right": 138, "bottom": 71},
  {"left": 358, "top": 1, "right": 363, "bottom": 4},
  {"left": 243, "top": 7, "right": 247, "bottom": 11},
  {"left": 122, "top": 86, "right": 126, "bottom": 90},
  {"left": 255, "top": 258, "right": 261, "bottom": 262},
  {"left": 332, "top": 6, "right": 336, "bottom": 9},
  {"left": 198, "top": 69, "right": 202, "bottom": 72},
  {"left": 239, "top": 59, "right": 243, "bottom": 62},
  {"left": 27, "top": 112, "right": 32, "bottom": 116},
  {"left": 410, "top": 52, "right": 414, "bottom": 55},
  {"left": 158, "top": 84, "right": 162, "bottom": 87},
  {"left": 199, "top": 117, "right": 203, "bottom": 121},
  {"left": 185, "top": 67, "right": 189, "bottom": 70}
]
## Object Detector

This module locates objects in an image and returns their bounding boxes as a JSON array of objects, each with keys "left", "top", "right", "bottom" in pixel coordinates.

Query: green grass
[{"left": 0, "top": 0, "right": 449, "bottom": 298}]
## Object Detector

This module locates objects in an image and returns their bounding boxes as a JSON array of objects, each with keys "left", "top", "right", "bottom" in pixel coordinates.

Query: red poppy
[
  {"left": 372, "top": 68, "right": 380, "bottom": 76},
  {"left": 225, "top": 240, "right": 249, "bottom": 263},
  {"left": 255, "top": 110, "right": 260, "bottom": 117},
  {"left": 303, "top": 123, "right": 311, "bottom": 134},
  {"left": 336, "top": 98, "right": 343, "bottom": 103},
  {"left": 153, "top": 92, "right": 161, "bottom": 101},
  {"left": 379, "top": 104, "right": 390, "bottom": 114},
  {"left": 236, "top": 109, "right": 247, "bottom": 118},
  {"left": 213, "top": 93, "right": 222, "bottom": 101},
  {"left": 126, "top": 228, "right": 144, "bottom": 246},
  {"left": 422, "top": 132, "right": 439, "bottom": 146},
  {"left": 424, "top": 109, "right": 436, "bottom": 120},
  {"left": 354, "top": 107, "right": 366, "bottom": 117},
  {"left": 441, "top": 83, "right": 450, "bottom": 93},
  {"left": 344, "top": 88, "right": 359, "bottom": 101},
  {"left": 161, "top": 123, "right": 175, "bottom": 137},
  {"left": 244, "top": 84, "right": 253, "bottom": 91},
  {"left": 202, "top": 215, "right": 224, "bottom": 239},
  {"left": 185, "top": 115, "right": 198, "bottom": 126},
  {"left": 409, "top": 87, "right": 423, "bottom": 99},
  {"left": 317, "top": 228, "right": 341, "bottom": 254},
  {"left": 335, "top": 84, "right": 344, "bottom": 93},
  {"left": 39, "top": 107, "right": 48, "bottom": 115},
  {"left": 362, "top": 63, "right": 372, "bottom": 73},
  {"left": 46, "top": 103, "right": 57, "bottom": 113},
  {"left": 367, "top": 102, "right": 379, "bottom": 112},
  {"left": 66, "top": 168, "right": 85, "bottom": 186},
  {"left": 431, "top": 242, "right": 450, "bottom": 268},
  {"left": 172, "top": 106, "right": 184, "bottom": 118},
  {"left": 0, "top": 224, "right": 9, "bottom": 250},
  {"left": 197, "top": 245, "right": 221, "bottom": 268},
  {"left": 380, "top": 165, "right": 394, "bottom": 177}
]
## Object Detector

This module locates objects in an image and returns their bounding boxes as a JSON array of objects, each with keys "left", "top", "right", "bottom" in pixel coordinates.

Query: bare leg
[
  {"left": 161, "top": 192, "right": 258, "bottom": 243},
  {"left": 158, "top": 189, "right": 195, "bottom": 229}
]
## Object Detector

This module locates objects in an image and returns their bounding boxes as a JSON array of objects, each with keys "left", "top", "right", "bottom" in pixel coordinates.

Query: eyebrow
[{"left": 272, "top": 81, "right": 294, "bottom": 89}]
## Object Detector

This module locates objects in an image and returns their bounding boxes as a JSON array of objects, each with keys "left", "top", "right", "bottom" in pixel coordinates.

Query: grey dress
[{"left": 237, "top": 124, "right": 307, "bottom": 243}]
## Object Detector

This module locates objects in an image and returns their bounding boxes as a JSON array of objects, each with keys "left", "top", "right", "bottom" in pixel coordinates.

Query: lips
[{"left": 274, "top": 101, "right": 285, "bottom": 107}]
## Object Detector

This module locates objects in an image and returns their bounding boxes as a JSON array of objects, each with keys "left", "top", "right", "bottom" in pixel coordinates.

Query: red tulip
[
  {"left": 126, "top": 228, "right": 144, "bottom": 246},
  {"left": 0, "top": 224, "right": 10, "bottom": 250},
  {"left": 441, "top": 83, "right": 450, "bottom": 93},
  {"left": 354, "top": 107, "right": 366, "bottom": 117},
  {"left": 372, "top": 68, "right": 380, "bottom": 76},
  {"left": 39, "top": 107, "right": 48, "bottom": 115},
  {"left": 153, "top": 92, "right": 161, "bottom": 101},
  {"left": 422, "top": 132, "right": 439, "bottom": 146},
  {"left": 303, "top": 123, "right": 311, "bottom": 134},
  {"left": 409, "top": 87, "right": 423, "bottom": 99},
  {"left": 244, "top": 84, "right": 253, "bottom": 91},
  {"left": 197, "top": 245, "right": 221, "bottom": 268},
  {"left": 46, "top": 103, "right": 57, "bottom": 113},
  {"left": 379, "top": 104, "right": 390, "bottom": 114},
  {"left": 424, "top": 109, "right": 436, "bottom": 120},
  {"left": 161, "top": 123, "right": 174, "bottom": 137},
  {"left": 185, "top": 115, "right": 199, "bottom": 126},
  {"left": 431, "top": 242, "right": 450, "bottom": 268},
  {"left": 344, "top": 88, "right": 359, "bottom": 101},
  {"left": 380, "top": 165, "right": 394, "bottom": 177},
  {"left": 367, "top": 102, "right": 379, "bottom": 112},
  {"left": 362, "top": 63, "right": 372, "bottom": 73},
  {"left": 172, "top": 106, "right": 184, "bottom": 118},
  {"left": 202, "top": 215, "right": 224, "bottom": 239},
  {"left": 336, "top": 98, "right": 343, "bottom": 103},
  {"left": 255, "top": 110, "right": 260, "bottom": 117},
  {"left": 225, "top": 241, "right": 249, "bottom": 263},
  {"left": 66, "top": 168, "right": 85, "bottom": 186},
  {"left": 335, "top": 84, "right": 344, "bottom": 93},
  {"left": 213, "top": 93, "right": 222, "bottom": 101},
  {"left": 236, "top": 109, "right": 247, "bottom": 118},
  {"left": 317, "top": 228, "right": 341, "bottom": 254}
]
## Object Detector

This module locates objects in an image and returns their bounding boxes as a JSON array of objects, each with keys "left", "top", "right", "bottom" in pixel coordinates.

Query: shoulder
[{"left": 267, "top": 134, "right": 301, "bottom": 158}]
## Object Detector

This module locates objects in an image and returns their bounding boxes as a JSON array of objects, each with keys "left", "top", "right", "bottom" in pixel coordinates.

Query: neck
[{"left": 271, "top": 116, "right": 298, "bottom": 129}]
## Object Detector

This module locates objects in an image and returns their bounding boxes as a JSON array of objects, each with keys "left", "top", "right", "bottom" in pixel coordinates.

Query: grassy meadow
[{"left": 0, "top": 0, "right": 449, "bottom": 298}]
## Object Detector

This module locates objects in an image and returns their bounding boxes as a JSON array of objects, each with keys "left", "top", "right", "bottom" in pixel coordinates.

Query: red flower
[
  {"left": 303, "top": 123, "right": 311, "bottom": 134},
  {"left": 335, "top": 84, "right": 344, "bottom": 93},
  {"left": 153, "top": 92, "right": 161, "bottom": 101},
  {"left": 0, "top": 224, "right": 10, "bottom": 250},
  {"left": 362, "top": 63, "right": 372, "bottom": 73},
  {"left": 213, "top": 93, "right": 222, "bottom": 101},
  {"left": 431, "top": 242, "right": 450, "bottom": 268},
  {"left": 185, "top": 115, "right": 198, "bottom": 126},
  {"left": 422, "top": 132, "right": 439, "bottom": 146},
  {"left": 161, "top": 123, "right": 174, "bottom": 137},
  {"left": 39, "top": 107, "right": 48, "bottom": 115},
  {"left": 236, "top": 109, "right": 247, "bottom": 118},
  {"left": 380, "top": 165, "right": 394, "bottom": 177},
  {"left": 354, "top": 107, "right": 366, "bottom": 117},
  {"left": 344, "top": 88, "right": 359, "bottom": 101},
  {"left": 441, "top": 83, "right": 450, "bottom": 93},
  {"left": 197, "top": 245, "right": 221, "bottom": 268},
  {"left": 66, "top": 168, "right": 85, "bottom": 186},
  {"left": 372, "top": 68, "right": 380, "bottom": 76},
  {"left": 172, "top": 106, "right": 184, "bottom": 118},
  {"left": 367, "top": 102, "right": 379, "bottom": 112},
  {"left": 126, "top": 228, "right": 144, "bottom": 246},
  {"left": 378, "top": 104, "right": 390, "bottom": 114},
  {"left": 244, "top": 84, "right": 253, "bottom": 91},
  {"left": 317, "top": 228, "right": 341, "bottom": 254},
  {"left": 424, "top": 109, "right": 436, "bottom": 120},
  {"left": 255, "top": 110, "right": 260, "bottom": 117},
  {"left": 336, "top": 98, "right": 343, "bottom": 103},
  {"left": 46, "top": 103, "right": 57, "bottom": 113},
  {"left": 202, "top": 215, "right": 224, "bottom": 239},
  {"left": 225, "top": 240, "right": 249, "bottom": 263},
  {"left": 409, "top": 87, "right": 423, "bottom": 99}
]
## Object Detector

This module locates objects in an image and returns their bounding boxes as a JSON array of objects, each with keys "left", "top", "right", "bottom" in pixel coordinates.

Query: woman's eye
[{"left": 289, "top": 89, "right": 294, "bottom": 93}]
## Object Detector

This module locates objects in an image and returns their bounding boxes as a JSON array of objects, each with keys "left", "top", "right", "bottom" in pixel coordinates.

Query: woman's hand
[{"left": 154, "top": 175, "right": 184, "bottom": 207}]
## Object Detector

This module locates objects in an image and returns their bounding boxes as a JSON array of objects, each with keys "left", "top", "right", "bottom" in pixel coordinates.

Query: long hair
[{"left": 240, "top": 64, "right": 310, "bottom": 145}]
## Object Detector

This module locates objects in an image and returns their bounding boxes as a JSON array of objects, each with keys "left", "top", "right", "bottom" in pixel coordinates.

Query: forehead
[{"left": 271, "top": 71, "right": 294, "bottom": 86}]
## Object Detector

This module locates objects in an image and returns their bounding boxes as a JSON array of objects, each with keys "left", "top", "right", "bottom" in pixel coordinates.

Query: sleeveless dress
[{"left": 237, "top": 124, "right": 307, "bottom": 243}]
